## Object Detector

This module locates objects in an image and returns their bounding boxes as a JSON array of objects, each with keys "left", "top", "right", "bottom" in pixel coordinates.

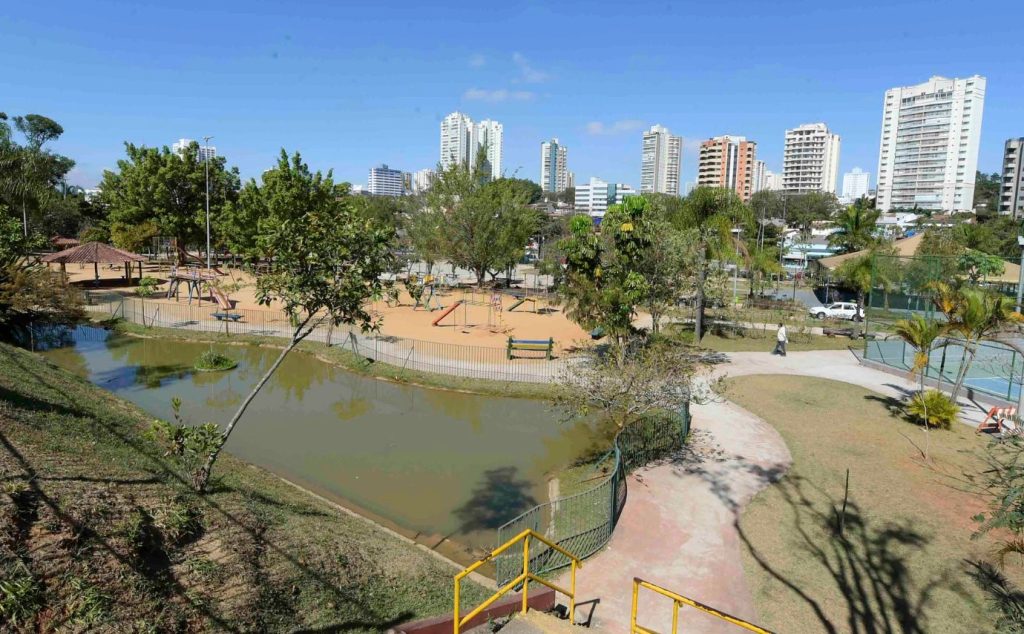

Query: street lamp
[{"left": 203, "top": 135, "right": 214, "bottom": 270}]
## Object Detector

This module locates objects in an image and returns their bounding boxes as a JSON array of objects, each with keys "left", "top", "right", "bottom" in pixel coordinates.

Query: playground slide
[
  {"left": 210, "top": 287, "right": 233, "bottom": 311},
  {"left": 507, "top": 298, "right": 527, "bottom": 312},
  {"left": 431, "top": 300, "right": 463, "bottom": 327}
]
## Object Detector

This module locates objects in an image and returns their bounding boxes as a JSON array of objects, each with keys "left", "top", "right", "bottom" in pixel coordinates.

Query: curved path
[{"left": 557, "top": 349, "right": 986, "bottom": 633}]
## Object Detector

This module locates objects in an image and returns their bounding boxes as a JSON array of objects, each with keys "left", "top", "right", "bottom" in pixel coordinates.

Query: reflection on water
[{"left": 43, "top": 326, "right": 593, "bottom": 555}]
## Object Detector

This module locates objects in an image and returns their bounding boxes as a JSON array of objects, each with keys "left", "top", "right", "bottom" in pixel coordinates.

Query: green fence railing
[{"left": 494, "top": 406, "right": 691, "bottom": 585}]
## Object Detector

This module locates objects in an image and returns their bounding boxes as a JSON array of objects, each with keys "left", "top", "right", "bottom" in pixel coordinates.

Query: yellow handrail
[
  {"left": 631, "top": 577, "right": 773, "bottom": 634},
  {"left": 453, "top": 529, "right": 580, "bottom": 634}
]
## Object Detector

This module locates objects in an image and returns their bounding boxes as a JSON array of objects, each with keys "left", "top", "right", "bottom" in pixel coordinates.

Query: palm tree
[
  {"left": 828, "top": 202, "right": 880, "bottom": 254},
  {"left": 894, "top": 314, "right": 946, "bottom": 459},
  {"left": 675, "top": 187, "right": 751, "bottom": 341}
]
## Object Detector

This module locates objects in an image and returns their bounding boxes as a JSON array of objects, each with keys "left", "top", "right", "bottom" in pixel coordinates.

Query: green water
[{"left": 43, "top": 327, "right": 598, "bottom": 559}]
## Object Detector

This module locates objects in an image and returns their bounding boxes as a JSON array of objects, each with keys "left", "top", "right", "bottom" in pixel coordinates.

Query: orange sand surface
[{"left": 59, "top": 261, "right": 591, "bottom": 351}]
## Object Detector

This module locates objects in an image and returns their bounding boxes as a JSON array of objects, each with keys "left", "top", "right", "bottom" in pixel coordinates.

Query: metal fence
[
  {"left": 865, "top": 336, "right": 1023, "bottom": 403},
  {"left": 494, "top": 406, "right": 691, "bottom": 585},
  {"left": 84, "top": 293, "right": 573, "bottom": 384}
]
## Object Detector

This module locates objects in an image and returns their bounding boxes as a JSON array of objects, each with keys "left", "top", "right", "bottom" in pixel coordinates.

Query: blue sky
[{"left": 3, "top": 0, "right": 1022, "bottom": 191}]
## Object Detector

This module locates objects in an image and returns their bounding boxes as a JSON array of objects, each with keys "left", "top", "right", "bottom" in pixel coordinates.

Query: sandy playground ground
[{"left": 59, "top": 261, "right": 592, "bottom": 351}]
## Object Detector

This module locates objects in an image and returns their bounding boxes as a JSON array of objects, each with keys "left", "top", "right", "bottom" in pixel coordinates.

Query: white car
[{"left": 808, "top": 301, "right": 864, "bottom": 321}]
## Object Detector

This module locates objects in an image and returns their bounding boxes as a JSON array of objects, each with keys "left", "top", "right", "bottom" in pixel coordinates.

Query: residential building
[
  {"left": 763, "top": 170, "right": 784, "bottom": 191},
  {"left": 876, "top": 212, "right": 921, "bottom": 238},
  {"left": 841, "top": 168, "right": 871, "bottom": 203},
  {"left": 696, "top": 135, "right": 757, "bottom": 201},
  {"left": 172, "top": 138, "right": 216, "bottom": 162},
  {"left": 367, "top": 164, "right": 405, "bottom": 197},
  {"left": 1000, "top": 138, "right": 1024, "bottom": 218},
  {"left": 540, "top": 138, "right": 569, "bottom": 193},
  {"left": 567, "top": 172, "right": 575, "bottom": 190},
  {"left": 473, "top": 119, "right": 503, "bottom": 179},
  {"left": 439, "top": 112, "right": 503, "bottom": 179},
  {"left": 575, "top": 177, "right": 636, "bottom": 217},
  {"left": 752, "top": 160, "right": 767, "bottom": 194},
  {"left": 640, "top": 125, "right": 682, "bottom": 195},
  {"left": 783, "top": 123, "right": 840, "bottom": 194},
  {"left": 412, "top": 168, "right": 435, "bottom": 194},
  {"left": 440, "top": 111, "right": 474, "bottom": 169},
  {"left": 876, "top": 75, "right": 986, "bottom": 212}
]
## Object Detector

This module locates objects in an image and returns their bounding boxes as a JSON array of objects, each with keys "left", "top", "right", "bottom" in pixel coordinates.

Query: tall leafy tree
[
  {"left": 676, "top": 187, "right": 751, "bottom": 341},
  {"left": 194, "top": 151, "right": 396, "bottom": 492},
  {"left": 828, "top": 200, "right": 880, "bottom": 253},
  {"left": 101, "top": 141, "right": 239, "bottom": 262}
]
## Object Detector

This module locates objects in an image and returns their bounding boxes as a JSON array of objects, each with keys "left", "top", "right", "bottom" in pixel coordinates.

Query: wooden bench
[
  {"left": 507, "top": 337, "right": 554, "bottom": 360},
  {"left": 212, "top": 312, "right": 243, "bottom": 322}
]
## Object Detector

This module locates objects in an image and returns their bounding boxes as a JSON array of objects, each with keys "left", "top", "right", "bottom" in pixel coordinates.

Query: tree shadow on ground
[
  {"left": 737, "top": 474, "right": 973, "bottom": 634},
  {"left": 455, "top": 466, "right": 538, "bottom": 533}
]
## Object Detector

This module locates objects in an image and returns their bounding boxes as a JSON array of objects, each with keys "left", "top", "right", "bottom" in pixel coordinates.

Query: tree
[
  {"left": 974, "top": 171, "right": 1002, "bottom": 216},
  {"left": 833, "top": 243, "right": 897, "bottom": 334},
  {"left": 828, "top": 201, "right": 880, "bottom": 254},
  {"left": 893, "top": 314, "right": 946, "bottom": 459},
  {"left": 193, "top": 151, "right": 396, "bottom": 492},
  {"left": 101, "top": 142, "right": 240, "bottom": 263},
  {"left": 676, "top": 187, "right": 751, "bottom": 341},
  {"left": 786, "top": 191, "right": 840, "bottom": 236}
]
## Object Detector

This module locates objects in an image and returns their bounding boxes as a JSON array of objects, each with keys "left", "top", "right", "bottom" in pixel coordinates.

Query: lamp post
[{"left": 203, "top": 135, "right": 214, "bottom": 270}]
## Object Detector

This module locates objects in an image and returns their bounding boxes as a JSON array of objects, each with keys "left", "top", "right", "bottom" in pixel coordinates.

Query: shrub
[
  {"left": 145, "top": 398, "right": 224, "bottom": 490},
  {"left": 907, "top": 389, "right": 960, "bottom": 429},
  {"left": 0, "top": 563, "right": 40, "bottom": 628},
  {"left": 194, "top": 349, "right": 237, "bottom": 372}
]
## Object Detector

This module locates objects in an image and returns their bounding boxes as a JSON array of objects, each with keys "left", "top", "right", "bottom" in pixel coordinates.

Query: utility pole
[
  {"left": 1016, "top": 236, "right": 1024, "bottom": 313},
  {"left": 203, "top": 136, "right": 214, "bottom": 270}
]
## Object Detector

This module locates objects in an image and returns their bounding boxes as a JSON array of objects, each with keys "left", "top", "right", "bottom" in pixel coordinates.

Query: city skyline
[{"left": 4, "top": 1, "right": 1021, "bottom": 199}]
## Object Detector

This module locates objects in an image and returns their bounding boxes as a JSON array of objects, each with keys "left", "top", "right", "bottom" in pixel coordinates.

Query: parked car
[{"left": 808, "top": 301, "right": 864, "bottom": 321}]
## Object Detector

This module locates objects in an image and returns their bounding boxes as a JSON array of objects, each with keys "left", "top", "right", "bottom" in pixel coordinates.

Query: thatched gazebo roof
[
  {"left": 50, "top": 236, "right": 81, "bottom": 248},
  {"left": 42, "top": 241, "right": 147, "bottom": 283},
  {"left": 42, "top": 241, "right": 145, "bottom": 265}
]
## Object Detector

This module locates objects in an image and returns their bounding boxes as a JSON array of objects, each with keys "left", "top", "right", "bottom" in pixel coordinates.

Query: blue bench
[{"left": 212, "top": 312, "right": 243, "bottom": 322}]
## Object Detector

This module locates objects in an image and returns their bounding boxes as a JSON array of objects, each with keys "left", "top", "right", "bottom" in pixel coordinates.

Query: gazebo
[
  {"left": 50, "top": 236, "right": 81, "bottom": 249},
  {"left": 41, "top": 241, "right": 147, "bottom": 284}
]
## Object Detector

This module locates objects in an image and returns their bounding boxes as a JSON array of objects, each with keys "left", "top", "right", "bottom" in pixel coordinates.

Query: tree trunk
[
  {"left": 195, "top": 317, "right": 313, "bottom": 492},
  {"left": 950, "top": 341, "right": 977, "bottom": 401},
  {"left": 694, "top": 244, "right": 707, "bottom": 342}
]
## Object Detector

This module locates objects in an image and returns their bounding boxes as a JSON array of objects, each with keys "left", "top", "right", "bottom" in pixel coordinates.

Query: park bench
[
  {"left": 212, "top": 312, "right": 243, "bottom": 322},
  {"left": 507, "top": 337, "right": 554, "bottom": 360},
  {"left": 823, "top": 327, "right": 856, "bottom": 339}
]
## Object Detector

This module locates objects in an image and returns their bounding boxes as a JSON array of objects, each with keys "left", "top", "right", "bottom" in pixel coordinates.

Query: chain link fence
[
  {"left": 84, "top": 293, "right": 573, "bottom": 383},
  {"left": 494, "top": 406, "right": 691, "bottom": 585}
]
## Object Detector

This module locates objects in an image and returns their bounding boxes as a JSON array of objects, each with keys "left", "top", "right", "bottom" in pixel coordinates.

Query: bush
[
  {"left": 907, "top": 389, "right": 961, "bottom": 429},
  {"left": 0, "top": 563, "right": 40, "bottom": 628},
  {"left": 194, "top": 349, "right": 237, "bottom": 371},
  {"left": 145, "top": 398, "right": 224, "bottom": 490}
]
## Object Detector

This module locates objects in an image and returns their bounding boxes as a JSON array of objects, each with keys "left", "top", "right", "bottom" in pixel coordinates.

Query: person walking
[{"left": 773, "top": 322, "right": 788, "bottom": 356}]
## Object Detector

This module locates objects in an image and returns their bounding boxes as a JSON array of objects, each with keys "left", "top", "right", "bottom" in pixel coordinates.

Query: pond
[{"left": 41, "top": 326, "right": 599, "bottom": 563}]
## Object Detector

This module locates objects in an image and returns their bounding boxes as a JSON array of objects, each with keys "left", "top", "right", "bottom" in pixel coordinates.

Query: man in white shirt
[{"left": 773, "top": 322, "right": 788, "bottom": 356}]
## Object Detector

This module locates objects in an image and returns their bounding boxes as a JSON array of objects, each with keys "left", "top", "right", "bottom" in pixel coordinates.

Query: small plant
[
  {"left": 146, "top": 398, "right": 225, "bottom": 490},
  {"left": 194, "top": 349, "right": 237, "bottom": 372},
  {"left": 156, "top": 495, "right": 203, "bottom": 546},
  {"left": 136, "top": 276, "right": 160, "bottom": 327},
  {"left": 0, "top": 563, "right": 40, "bottom": 628},
  {"left": 65, "top": 577, "right": 111, "bottom": 626},
  {"left": 907, "top": 389, "right": 960, "bottom": 429}
]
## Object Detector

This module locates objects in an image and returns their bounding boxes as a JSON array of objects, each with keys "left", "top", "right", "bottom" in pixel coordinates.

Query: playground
[{"left": 63, "top": 262, "right": 591, "bottom": 353}]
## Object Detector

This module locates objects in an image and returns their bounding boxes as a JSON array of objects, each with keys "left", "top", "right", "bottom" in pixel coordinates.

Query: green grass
[
  {"left": 0, "top": 340, "right": 489, "bottom": 631},
  {"left": 727, "top": 375, "right": 1014, "bottom": 634},
  {"left": 103, "top": 317, "right": 559, "bottom": 400}
]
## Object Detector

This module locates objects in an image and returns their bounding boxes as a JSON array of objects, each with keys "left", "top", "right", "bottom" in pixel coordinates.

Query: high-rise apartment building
[
  {"left": 876, "top": 75, "right": 986, "bottom": 212},
  {"left": 172, "top": 138, "right": 217, "bottom": 162},
  {"left": 697, "top": 135, "right": 757, "bottom": 201},
  {"left": 783, "top": 123, "right": 840, "bottom": 194},
  {"left": 841, "top": 168, "right": 871, "bottom": 202},
  {"left": 412, "top": 168, "right": 436, "bottom": 194},
  {"left": 763, "top": 171, "right": 784, "bottom": 191},
  {"left": 1000, "top": 138, "right": 1024, "bottom": 218},
  {"left": 367, "top": 164, "right": 405, "bottom": 197},
  {"left": 439, "top": 112, "right": 502, "bottom": 179},
  {"left": 575, "top": 177, "right": 636, "bottom": 217},
  {"left": 752, "top": 160, "right": 767, "bottom": 195},
  {"left": 640, "top": 125, "right": 682, "bottom": 195},
  {"left": 540, "top": 138, "right": 569, "bottom": 193}
]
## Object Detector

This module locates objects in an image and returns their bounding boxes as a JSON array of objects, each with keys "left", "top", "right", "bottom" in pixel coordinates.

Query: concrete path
[{"left": 555, "top": 349, "right": 989, "bottom": 633}]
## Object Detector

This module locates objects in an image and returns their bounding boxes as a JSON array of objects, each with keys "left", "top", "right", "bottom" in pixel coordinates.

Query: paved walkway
[{"left": 556, "top": 349, "right": 989, "bottom": 633}]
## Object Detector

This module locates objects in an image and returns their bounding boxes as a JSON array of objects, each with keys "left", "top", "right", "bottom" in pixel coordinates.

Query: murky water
[{"left": 42, "top": 327, "right": 598, "bottom": 560}]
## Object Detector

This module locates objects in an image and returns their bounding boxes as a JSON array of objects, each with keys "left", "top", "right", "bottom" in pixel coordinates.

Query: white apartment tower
[
  {"left": 1000, "top": 138, "right": 1024, "bottom": 218},
  {"left": 172, "top": 138, "right": 217, "bottom": 162},
  {"left": 412, "top": 168, "right": 436, "bottom": 194},
  {"left": 367, "top": 164, "right": 405, "bottom": 197},
  {"left": 439, "top": 112, "right": 502, "bottom": 179},
  {"left": 841, "top": 168, "right": 871, "bottom": 202},
  {"left": 876, "top": 75, "right": 986, "bottom": 212},
  {"left": 641, "top": 125, "right": 682, "bottom": 195},
  {"left": 575, "top": 177, "right": 636, "bottom": 217},
  {"left": 540, "top": 138, "right": 569, "bottom": 193},
  {"left": 752, "top": 160, "right": 767, "bottom": 194},
  {"left": 783, "top": 123, "right": 840, "bottom": 194}
]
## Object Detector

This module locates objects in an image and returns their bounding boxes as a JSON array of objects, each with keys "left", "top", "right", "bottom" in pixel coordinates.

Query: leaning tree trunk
[
  {"left": 195, "top": 318, "right": 312, "bottom": 492},
  {"left": 950, "top": 340, "right": 978, "bottom": 402},
  {"left": 694, "top": 245, "right": 707, "bottom": 343}
]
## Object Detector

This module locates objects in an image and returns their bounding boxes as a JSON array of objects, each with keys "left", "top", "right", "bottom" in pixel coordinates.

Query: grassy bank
[
  {"left": 102, "top": 317, "right": 559, "bottom": 400},
  {"left": 727, "top": 375, "right": 1011, "bottom": 633},
  {"left": 0, "top": 340, "right": 488, "bottom": 631}
]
